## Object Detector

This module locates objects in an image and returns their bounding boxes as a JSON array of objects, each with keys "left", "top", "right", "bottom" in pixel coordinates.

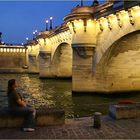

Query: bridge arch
[
  {"left": 51, "top": 39, "right": 71, "bottom": 60},
  {"left": 51, "top": 42, "right": 72, "bottom": 77},
  {"left": 96, "top": 30, "right": 140, "bottom": 91},
  {"left": 96, "top": 6, "right": 140, "bottom": 64}
]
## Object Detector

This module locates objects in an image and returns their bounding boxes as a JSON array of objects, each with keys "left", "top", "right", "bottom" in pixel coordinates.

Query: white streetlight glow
[
  {"left": 50, "top": 17, "right": 53, "bottom": 20},
  {"left": 46, "top": 20, "right": 49, "bottom": 23}
]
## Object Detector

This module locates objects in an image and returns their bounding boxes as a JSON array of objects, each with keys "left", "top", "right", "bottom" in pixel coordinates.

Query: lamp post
[
  {"left": 50, "top": 16, "right": 53, "bottom": 30},
  {"left": 26, "top": 37, "right": 29, "bottom": 41},
  {"left": 33, "top": 30, "right": 37, "bottom": 40},
  {"left": 0, "top": 32, "right": 2, "bottom": 44},
  {"left": 81, "top": 0, "right": 83, "bottom": 6},
  {"left": 35, "top": 30, "right": 38, "bottom": 35},
  {"left": 45, "top": 20, "right": 49, "bottom": 31},
  {"left": 33, "top": 31, "right": 35, "bottom": 40}
]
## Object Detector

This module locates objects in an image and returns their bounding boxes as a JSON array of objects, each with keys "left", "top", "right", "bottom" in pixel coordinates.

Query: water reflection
[{"left": 0, "top": 74, "right": 140, "bottom": 118}]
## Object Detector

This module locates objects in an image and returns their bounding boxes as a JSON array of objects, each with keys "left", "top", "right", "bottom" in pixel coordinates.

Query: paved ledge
[
  {"left": 0, "top": 107, "right": 65, "bottom": 127},
  {"left": 0, "top": 116, "right": 139, "bottom": 139}
]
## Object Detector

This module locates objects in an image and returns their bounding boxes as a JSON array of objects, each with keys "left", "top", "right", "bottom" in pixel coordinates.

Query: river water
[{"left": 0, "top": 74, "right": 140, "bottom": 118}]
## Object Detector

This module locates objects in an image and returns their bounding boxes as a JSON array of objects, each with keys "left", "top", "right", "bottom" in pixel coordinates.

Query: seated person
[{"left": 7, "top": 79, "right": 36, "bottom": 132}]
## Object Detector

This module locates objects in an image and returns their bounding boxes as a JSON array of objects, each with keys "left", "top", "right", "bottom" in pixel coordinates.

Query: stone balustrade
[{"left": 0, "top": 107, "right": 65, "bottom": 127}]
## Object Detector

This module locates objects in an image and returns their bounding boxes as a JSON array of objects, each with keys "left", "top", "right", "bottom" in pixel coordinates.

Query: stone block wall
[
  {"left": 28, "top": 55, "right": 39, "bottom": 73},
  {"left": 0, "top": 51, "right": 26, "bottom": 73},
  {"left": 39, "top": 43, "right": 72, "bottom": 78},
  {"left": 95, "top": 31, "right": 140, "bottom": 92},
  {"left": 51, "top": 43, "right": 72, "bottom": 78},
  {"left": 0, "top": 107, "right": 65, "bottom": 127},
  {"left": 109, "top": 103, "right": 140, "bottom": 119}
]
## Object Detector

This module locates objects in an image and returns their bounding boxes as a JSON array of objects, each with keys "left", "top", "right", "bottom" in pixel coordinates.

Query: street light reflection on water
[{"left": 0, "top": 74, "right": 140, "bottom": 118}]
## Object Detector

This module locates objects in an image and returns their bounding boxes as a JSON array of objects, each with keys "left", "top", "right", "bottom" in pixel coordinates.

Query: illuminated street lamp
[
  {"left": 33, "top": 31, "right": 35, "bottom": 39},
  {"left": 35, "top": 30, "right": 38, "bottom": 35},
  {"left": 0, "top": 32, "right": 2, "bottom": 44},
  {"left": 50, "top": 16, "right": 53, "bottom": 30},
  {"left": 33, "top": 30, "right": 38, "bottom": 39},
  {"left": 45, "top": 20, "right": 49, "bottom": 31},
  {"left": 26, "top": 37, "right": 29, "bottom": 40}
]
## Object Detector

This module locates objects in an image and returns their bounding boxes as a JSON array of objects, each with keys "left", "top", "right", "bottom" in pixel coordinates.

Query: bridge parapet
[
  {"left": 36, "top": 23, "right": 71, "bottom": 53},
  {"left": 64, "top": 6, "right": 98, "bottom": 45},
  {"left": 93, "top": 1, "right": 114, "bottom": 19},
  {"left": 95, "top": 5, "right": 140, "bottom": 63},
  {"left": 93, "top": 1, "right": 140, "bottom": 19},
  {"left": 0, "top": 46, "right": 26, "bottom": 53}
]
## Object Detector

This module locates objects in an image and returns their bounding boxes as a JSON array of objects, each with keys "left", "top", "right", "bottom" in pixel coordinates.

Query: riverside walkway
[{"left": 0, "top": 116, "right": 139, "bottom": 139}]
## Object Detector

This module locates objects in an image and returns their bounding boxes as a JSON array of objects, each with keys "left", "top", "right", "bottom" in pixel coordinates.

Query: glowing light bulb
[{"left": 50, "top": 17, "right": 53, "bottom": 20}]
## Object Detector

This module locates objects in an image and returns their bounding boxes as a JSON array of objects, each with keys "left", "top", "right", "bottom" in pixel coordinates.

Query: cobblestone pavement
[{"left": 0, "top": 116, "right": 139, "bottom": 139}]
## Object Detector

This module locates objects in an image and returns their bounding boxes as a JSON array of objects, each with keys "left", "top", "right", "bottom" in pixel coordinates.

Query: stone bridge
[{"left": 26, "top": 1, "right": 140, "bottom": 93}]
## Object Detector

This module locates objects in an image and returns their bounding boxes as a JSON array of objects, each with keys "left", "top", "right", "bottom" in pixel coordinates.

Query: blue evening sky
[{"left": 0, "top": 1, "right": 105, "bottom": 44}]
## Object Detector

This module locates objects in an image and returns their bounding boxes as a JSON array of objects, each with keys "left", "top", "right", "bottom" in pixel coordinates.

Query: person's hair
[{"left": 7, "top": 79, "right": 16, "bottom": 96}]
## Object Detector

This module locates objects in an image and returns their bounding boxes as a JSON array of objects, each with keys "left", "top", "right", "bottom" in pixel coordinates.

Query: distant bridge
[{"left": 0, "top": 45, "right": 28, "bottom": 73}]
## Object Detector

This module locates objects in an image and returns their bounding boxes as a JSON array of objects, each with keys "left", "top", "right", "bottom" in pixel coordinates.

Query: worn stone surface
[
  {"left": 28, "top": 55, "right": 39, "bottom": 73},
  {"left": 109, "top": 104, "right": 140, "bottom": 119},
  {"left": 39, "top": 43, "right": 72, "bottom": 78},
  {"left": 36, "top": 107, "right": 65, "bottom": 126},
  {"left": 96, "top": 31, "right": 140, "bottom": 92},
  {"left": 0, "top": 107, "right": 65, "bottom": 127},
  {"left": 0, "top": 116, "right": 139, "bottom": 139}
]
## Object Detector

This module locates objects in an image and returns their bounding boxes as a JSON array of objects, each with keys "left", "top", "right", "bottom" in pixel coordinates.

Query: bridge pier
[
  {"left": 28, "top": 54, "right": 39, "bottom": 73},
  {"left": 25, "top": 48, "right": 28, "bottom": 67},
  {"left": 72, "top": 44, "right": 96, "bottom": 92},
  {"left": 25, "top": 41, "right": 39, "bottom": 74},
  {"left": 39, "top": 51, "right": 54, "bottom": 78},
  {"left": 64, "top": 6, "right": 98, "bottom": 93}
]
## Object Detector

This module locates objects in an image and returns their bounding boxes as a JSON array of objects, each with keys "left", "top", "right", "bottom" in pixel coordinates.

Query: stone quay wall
[{"left": 0, "top": 46, "right": 28, "bottom": 73}]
